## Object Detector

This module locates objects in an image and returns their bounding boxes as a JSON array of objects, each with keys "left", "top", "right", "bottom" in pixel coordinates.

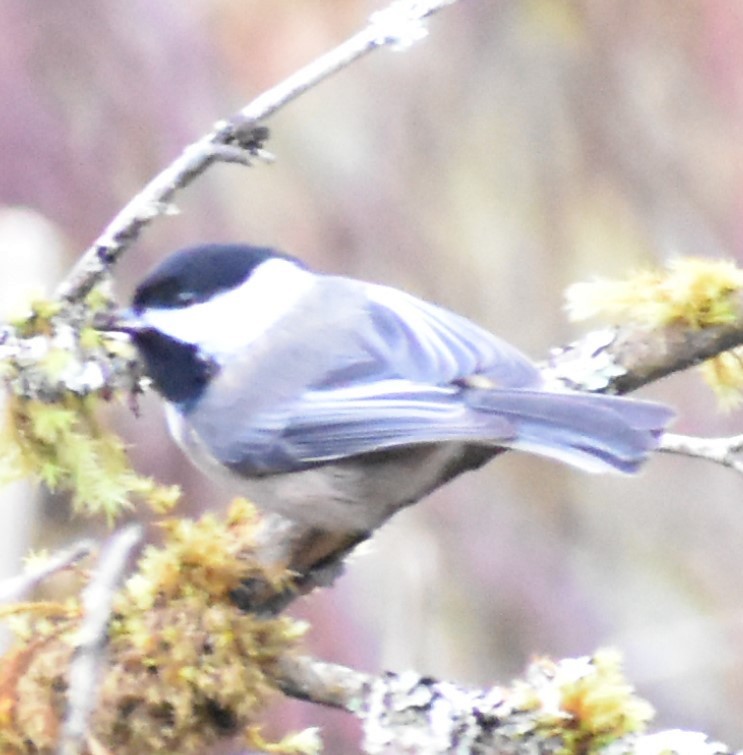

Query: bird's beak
[{"left": 95, "top": 308, "right": 148, "bottom": 335}]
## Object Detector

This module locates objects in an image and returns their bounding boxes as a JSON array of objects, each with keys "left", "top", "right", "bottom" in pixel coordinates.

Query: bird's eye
[{"left": 176, "top": 291, "right": 197, "bottom": 305}]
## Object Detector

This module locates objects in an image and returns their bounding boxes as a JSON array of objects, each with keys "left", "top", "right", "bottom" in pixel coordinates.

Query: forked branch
[{"left": 54, "top": 0, "right": 460, "bottom": 304}]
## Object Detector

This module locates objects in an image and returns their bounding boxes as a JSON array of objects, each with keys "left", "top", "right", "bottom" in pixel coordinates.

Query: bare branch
[
  {"left": 53, "top": 0, "right": 460, "bottom": 305},
  {"left": 0, "top": 539, "right": 95, "bottom": 604},
  {"left": 57, "top": 524, "right": 142, "bottom": 755},
  {"left": 659, "top": 432, "right": 743, "bottom": 475},
  {"left": 276, "top": 654, "right": 370, "bottom": 711}
]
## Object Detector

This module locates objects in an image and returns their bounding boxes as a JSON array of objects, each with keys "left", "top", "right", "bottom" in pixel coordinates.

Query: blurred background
[{"left": 1, "top": 0, "right": 743, "bottom": 751}]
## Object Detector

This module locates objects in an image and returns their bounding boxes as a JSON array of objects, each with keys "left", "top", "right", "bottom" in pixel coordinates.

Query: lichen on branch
[
  {"left": 357, "top": 649, "right": 652, "bottom": 753},
  {"left": 0, "top": 289, "right": 177, "bottom": 522},
  {"left": 565, "top": 258, "right": 743, "bottom": 406}
]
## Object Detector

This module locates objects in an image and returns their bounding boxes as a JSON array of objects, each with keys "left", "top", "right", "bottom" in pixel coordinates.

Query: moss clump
[
  {"left": 0, "top": 395, "right": 179, "bottom": 522},
  {"left": 566, "top": 257, "right": 743, "bottom": 408},
  {"left": 566, "top": 258, "right": 743, "bottom": 328},
  {"left": 0, "top": 501, "right": 310, "bottom": 754}
]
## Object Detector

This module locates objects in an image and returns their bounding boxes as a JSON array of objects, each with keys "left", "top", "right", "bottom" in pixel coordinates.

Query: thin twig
[
  {"left": 57, "top": 524, "right": 142, "bottom": 755},
  {"left": 276, "top": 654, "right": 371, "bottom": 711},
  {"left": 0, "top": 539, "right": 95, "bottom": 603},
  {"left": 54, "top": 0, "right": 459, "bottom": 304},
  {"left": 659, "top": 432, "right": 743, "bottom": 475}
]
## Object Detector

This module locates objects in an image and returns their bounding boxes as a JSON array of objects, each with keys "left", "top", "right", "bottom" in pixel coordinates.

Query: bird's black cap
[{"left": 132, "top": 243, "right": 302, "bottom": 311}]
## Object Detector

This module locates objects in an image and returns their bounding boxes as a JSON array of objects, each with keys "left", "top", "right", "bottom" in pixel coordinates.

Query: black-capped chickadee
[{"left": 108, "top": 244, "right": 673, "bottom": 532}]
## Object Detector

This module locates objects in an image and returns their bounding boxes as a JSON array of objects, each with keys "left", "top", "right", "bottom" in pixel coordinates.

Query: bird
[{"left": 107, "top": 243, "right": 674, "bottom": 533}]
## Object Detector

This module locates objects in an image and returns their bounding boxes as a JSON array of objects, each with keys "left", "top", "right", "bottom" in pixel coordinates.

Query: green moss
[
  {"left": 0, "top": 395, "right": 179, "bottom": 522},
  {"left": 0, "top": 502, "right": 311, "bottom": 754}
]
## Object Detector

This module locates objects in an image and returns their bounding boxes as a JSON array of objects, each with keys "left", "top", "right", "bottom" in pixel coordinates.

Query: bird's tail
[{"left": 465, "top": 389, "right": 674, "bottom": 473}]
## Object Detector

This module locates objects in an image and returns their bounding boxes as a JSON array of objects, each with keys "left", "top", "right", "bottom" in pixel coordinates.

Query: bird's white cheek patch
[{"left": 140, "top": 259, "right": 315, "bottom": 360}]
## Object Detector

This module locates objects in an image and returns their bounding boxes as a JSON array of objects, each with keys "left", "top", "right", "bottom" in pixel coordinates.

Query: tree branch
[
  {"left": 544, "top": 294, "right": 743, "bottom": 395},
  {"left": 57, "top": 525, "right": 142, "bottom": 755},
  {"left": 0, "top": 539, "right": 95, "bottom": 604},
  {"left": 659, "top": 432, "right": 743, "bottom": 475},
  {"left": 276, "top": 652, "right": 732, "bottom": 754},
  {"left": 53, "top": 0, "right": 460, "bottom": 305}
]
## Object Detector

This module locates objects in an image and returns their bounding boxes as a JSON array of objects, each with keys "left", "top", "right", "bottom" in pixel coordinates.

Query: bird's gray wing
[
  {"left": 191, "top": 276, "right": 535, "bottom": 473},
  {"left": 219, "top": 378, "right": 516, "bottom": 474},
  {"left": 328, "top": 280, "right": 543, "bottom": 389},
  {"left": 281, "top": 379, "right": 516, "bottom": 459}
]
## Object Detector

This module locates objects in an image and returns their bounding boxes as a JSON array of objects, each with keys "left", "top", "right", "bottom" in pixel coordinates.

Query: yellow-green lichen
[
  {"left": 557, "top": 649, "right": 653, "bottom": 751},
  {"left": 0, "top": 283, "right": 167, "bottom": 520},
  {"left": 509, "top": 649, "right": 653, "bottom": 753},
  {"left": 566, "top": 258, "right": 743, "bottom": 409},
  {"left": 8, "top": 297, "right": 63, "bottom": 338},
  {"left": 699, "top": 347, "right": 743, "bottom": 410},
  {"left": 566, "top": 258, "right": 743, "bottom": 328}
]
